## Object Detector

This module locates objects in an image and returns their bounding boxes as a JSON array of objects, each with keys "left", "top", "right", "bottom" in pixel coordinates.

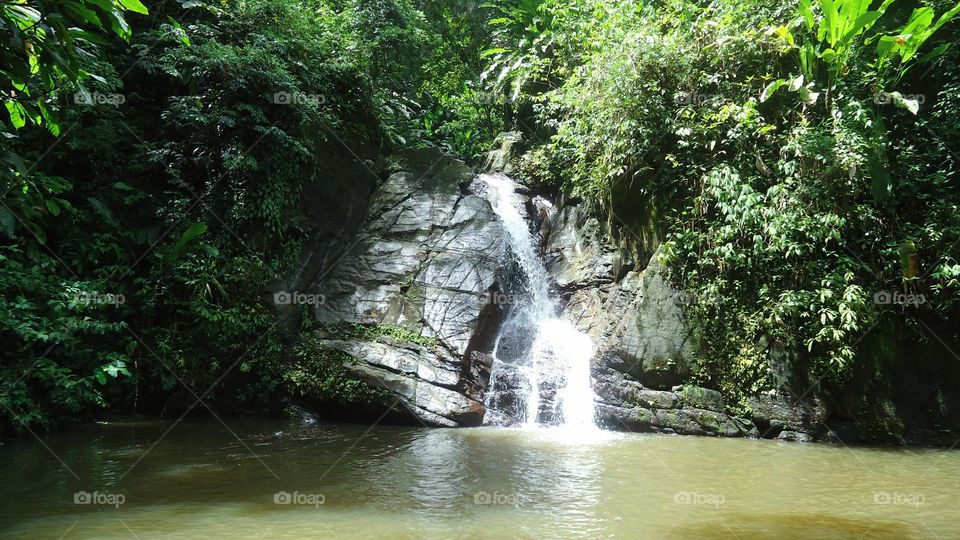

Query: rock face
[
  {"left": 542, "top": 202, "right": 757, "bottom": 438},
  {"left": 309, "top": 148, "right": 506, "bottom": 427},
  {"left": 297, "top": 142, "right": 824, "bottom": 439}
]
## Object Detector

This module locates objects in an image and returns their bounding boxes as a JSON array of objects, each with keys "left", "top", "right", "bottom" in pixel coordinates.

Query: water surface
[{"left": 1, "top": 418, "right": 957, "bottom": 539}]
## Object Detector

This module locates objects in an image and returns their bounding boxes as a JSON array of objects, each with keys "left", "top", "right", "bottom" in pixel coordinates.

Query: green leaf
[
  {"left": 118, "top": 0, "right": 149, "bottom": 14},
  {"left": 0, "top": 206, "right": 15, "bottom": 237},
  {"left": 172, "top": 223, "right": 208, "bottom": 260},
  {"left": 915, "top": 42, "right": 951, "bottom": 65},
  {"left": 37, "top": 102, "right": 59, "bottom": 136},
  {"left": 45, "top": 199, "right": 61, "bottom": 216},
  {"left": 799, "top": 0, "right": 815, "bottom": 31},
  {"left": 869, "top": 151, "right": 892, "bottom": 203},
  {"left": 481, "top": 47, "right": 508, "bottom": 58},
  {"left": 760, "top": 79, "right": 787, "bottom": 102},
  {"left": 167, "top": 16, "right": 190, "bottom": 46},
  {"left": 838, "top": 11, "right": 883, "bottom": 49},
  {"left": 4, "top": 102, "right": 26, "bottom": 129},
  {"left": 788, "top": 74, "right": 804, "bottom": 92},
  {"left": 876, "top": 35, "right": 903, "bottom": 60},
  {"left": 87, "top": 197, "right": 118, "bottom": 227},
  {"left": 799, "top": 86, "right": 820, "bottom": 105}
]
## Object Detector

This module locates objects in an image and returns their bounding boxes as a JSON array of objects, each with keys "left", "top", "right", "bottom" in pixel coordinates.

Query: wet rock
[
  {"left": 543, "top": 204, "right": 619, "bottom": 291},
  {"left": 594, "top": 371, "right": 681, "bottom": 410},
  {"left": 544, "top": 200, "right": 753, "bottom": 438},
  {"left": 553, "top": 240, "right": 694, "bottom": 390},
  {"left": 593, "top": 370, "right": 754, "bottom": 436},
  {"left": 596, "top": 402, "right": 756, "bottom": 437},
  {"left": 283, "top": 403, "right": 318, "bottom": 424},
  {"left": 651, "top": 408, "right": 757, "bottom": 438}
]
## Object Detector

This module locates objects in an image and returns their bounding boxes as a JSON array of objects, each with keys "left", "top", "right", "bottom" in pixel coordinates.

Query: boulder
[
  {"left": 479, "top": 131, "right": 524, "bottom": 175},
  {"left": 309, "top": 149, "right": 506, "bottom": 426},
  {"left": 747, "top": 391, "right": 824, "bottom": 439},
  {"left": 595, "top": 403, "right": 756, "bottom": 437}
]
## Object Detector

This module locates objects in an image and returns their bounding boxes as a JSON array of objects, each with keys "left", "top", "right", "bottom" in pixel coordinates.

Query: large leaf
[
  {"left": 799, "top": 0, "right": 815, "bottom": 31},
  {"left": 118, "top": 0, "right": 149, "bottom": 15},
  {"left": 760, "top": 79, "right": 787, "bottom": 102},
  {"left": 4, "top": 102, "right": 26, "bottom": 129},
  {"left": 837, "top": 11, "right": 883, "bottom": 49},
  {"left": 87, "top": 196, "right": 119, "bottom": 228},
  {"left": 172, "top": 223, "right": 208, "bottom": 261}
]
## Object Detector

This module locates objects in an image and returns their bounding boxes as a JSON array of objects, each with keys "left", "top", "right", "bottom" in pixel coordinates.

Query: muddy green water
[{"left": 0, "top": 418, "right": 958, "bottom": 539}]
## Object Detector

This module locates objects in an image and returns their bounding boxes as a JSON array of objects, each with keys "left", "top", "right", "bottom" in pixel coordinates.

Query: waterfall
[{"left": 479, "top": 173, "right": 599, "bottom": 429}]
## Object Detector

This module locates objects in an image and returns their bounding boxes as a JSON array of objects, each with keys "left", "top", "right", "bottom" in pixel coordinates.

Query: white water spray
[{"left": 480, "top": 173, "right": 599, "bottom": 429}]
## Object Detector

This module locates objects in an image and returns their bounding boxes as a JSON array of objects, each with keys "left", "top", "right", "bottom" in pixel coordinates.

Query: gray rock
[
  {"left": 651, "top": 408, "right": 757, "bottom": 438},
  {"left": 675, "top": 386, "right": 726, "bottom": 412},
  {"left": 345, "top": 363, "right": 484, "bottom": 427},
  {"left": 543, "top": 204, "right": 619, "bottom": 290},
  {"left": 747, "top": 391, "right": 824, "bottom": 440},
  {"left": 776, "top": 430, "right": 815, "bottom": 443},
  {"left": 480, "top": 131, "right": 524, "bottom": 174},
  {"left": 553, "top": 239, "right": 693, "bottom": 390},
  {"left": 594, "top": 371, "right": 681, "bottom": 410},
  {"left": 637, "top": 389, "right": 682, "bottom": 410},
  {"left": 595, "top": 402, "right": 756, "bottom": 437},
  {"left": 544, "top": 200, "right": 757, "bottom": 438},
  {"left": 308, "top": 149, "right": 506, "bottom": 426}
]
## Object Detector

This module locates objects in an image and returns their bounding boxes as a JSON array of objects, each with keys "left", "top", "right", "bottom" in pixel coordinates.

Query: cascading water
[{"left": 479, "top": 172, "right": 599, "bottom": 429}]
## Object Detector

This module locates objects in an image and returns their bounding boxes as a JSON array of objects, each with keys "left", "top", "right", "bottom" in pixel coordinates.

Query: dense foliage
[
  {"left": 0, "top": 0, "right": 499, "bottom": 432},
  {"left": 501, "top": 0, "right": 960, "bottom": 409}
]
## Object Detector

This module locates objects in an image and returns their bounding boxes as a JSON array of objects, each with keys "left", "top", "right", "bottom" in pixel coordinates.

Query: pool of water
[{"left": 0, "top": 418, "right": 957, "bottom": 539}]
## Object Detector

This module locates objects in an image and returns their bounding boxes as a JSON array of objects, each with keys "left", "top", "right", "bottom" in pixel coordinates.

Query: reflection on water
[{"left": 0, "top": 418, "right": 957, "bottom": 539}]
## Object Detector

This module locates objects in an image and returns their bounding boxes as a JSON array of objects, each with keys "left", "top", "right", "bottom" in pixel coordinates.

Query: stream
[{"left": 1, "top": 418, "right": 958, "bottom": 539}]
